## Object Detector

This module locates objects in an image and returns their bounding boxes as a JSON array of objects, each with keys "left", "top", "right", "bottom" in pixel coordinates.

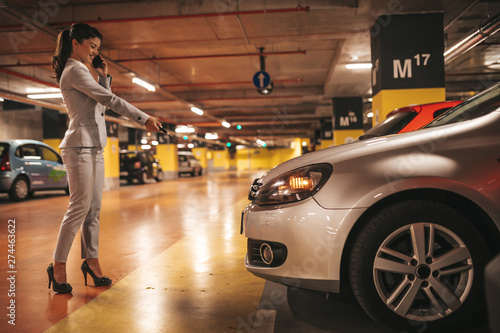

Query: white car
[
  {"left": 242, "top": 82, "right": 500, "bottom": 332},
  {"left": 178, "top": 151, "right": 202, "bottom": 176}
]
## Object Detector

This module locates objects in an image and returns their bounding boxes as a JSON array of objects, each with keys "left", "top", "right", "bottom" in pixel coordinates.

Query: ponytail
[
  {"left": 52, "top": 29, "right": 72, "bottom": 83},
  {"left": 52, "top": 23, "right": 103, "bottom": 83}
]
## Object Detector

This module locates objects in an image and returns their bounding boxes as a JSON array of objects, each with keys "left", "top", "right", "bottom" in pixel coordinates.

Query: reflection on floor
[{"left": 0, "top": 171, "right": 264, "bottom": 332}]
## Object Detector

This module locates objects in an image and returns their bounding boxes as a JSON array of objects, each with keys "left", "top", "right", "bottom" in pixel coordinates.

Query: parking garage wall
[{"left": 0, "top": 109, "right": 43, "bottom": 141}]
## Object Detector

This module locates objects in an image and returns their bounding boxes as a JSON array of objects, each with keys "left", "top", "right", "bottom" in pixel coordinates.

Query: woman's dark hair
[{"left": 52, "top": 22, "right": 103, "bottom": 83}]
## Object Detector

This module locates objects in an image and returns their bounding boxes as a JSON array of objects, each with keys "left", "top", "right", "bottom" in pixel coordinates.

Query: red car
[{"left": 359, "top": 100, "right": 463, "bottom": 140}]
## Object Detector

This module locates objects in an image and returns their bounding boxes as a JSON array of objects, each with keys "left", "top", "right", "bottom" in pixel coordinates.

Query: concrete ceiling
[{"left": 1, "top": 0, "right": 499, "bottom": 147}]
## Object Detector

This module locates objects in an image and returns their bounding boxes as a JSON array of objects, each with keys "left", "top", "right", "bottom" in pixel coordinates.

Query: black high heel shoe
[
  {"left": 47, "top": 263, "right": 72, "bottom": 293},
  {"left": 81, "top": 260, "right": 112, "bottom": 287}
]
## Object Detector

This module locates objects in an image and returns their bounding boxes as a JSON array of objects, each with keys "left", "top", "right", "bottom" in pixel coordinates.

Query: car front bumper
[{"left": 242, "top": 197, "right": 365, "bottom": 293}]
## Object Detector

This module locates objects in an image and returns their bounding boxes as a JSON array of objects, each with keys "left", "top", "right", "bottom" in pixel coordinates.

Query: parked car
[
  {"left": 359, "top": 100, "right": 462, "bottom": 140},
  {"left": 242, "top": 83, "right": 500, "bottom": 332},
  {"left": 119, "top": 151, "right": 163, "bottom": 184},
  {"left": 0, "top": 140, "right": 68, "bottom": 201},
  {"left": 178, "top": 151, "right": 202, "bottom": 176}
]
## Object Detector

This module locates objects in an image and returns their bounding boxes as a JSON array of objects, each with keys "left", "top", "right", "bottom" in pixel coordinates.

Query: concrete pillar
[
  {"left": 103, "top": 122, "right": 120, "bottom": 191},
  {"left": 371, "top": 13, "right": 445, "bottom": 125},
  {"left": 156, "top": 144, "right": 178, "bottom": 180},
  {"left": 332, "top": 97, "right": 364, "bottom": 145},
  {"left": 192, "top": 147, "right": 208, "bottom": 174}
]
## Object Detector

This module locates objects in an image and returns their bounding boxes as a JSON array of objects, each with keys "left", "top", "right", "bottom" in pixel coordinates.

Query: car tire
[
  {"left": 197, "top": 168, "right": 202, "bottom": 176},
  {"left": 139, "top": 171, "right": 148, "bottom": 184},
  {"left": 155, "top": 170, "right": 163, "bottom": 182},
  {"left": 8, "top": 177, "right": 30, "bottom": 201},
  {"left": 349, "top": 200, "right": 490, "bottom": 333}
]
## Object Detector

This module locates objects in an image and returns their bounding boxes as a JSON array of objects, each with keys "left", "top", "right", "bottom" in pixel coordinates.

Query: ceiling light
[
  {"left": 187, "top": 143, "right": 194, "bottom": 149},
  {"left": 175, "top": 125, "right": 195, "bottom": 134},
  {"left": 141, "top": 144, "right": 151, "bottom": 150},
  {"left": 302, "top": 141, "right": 307, "bottom": 147},
  {"left": 191, "top": 106, "right": 204, "bottom": 115},
  {"left": 152, "top": 141, "right": 159, "bottom": 146},
  {"left": 345, "top": 63, "right": 372, "bottom": 69},
  {"left": 222, "top": 121, "right": 231, "bottom": 128},
  {"left": 141, "top": 139, "right": 148, "bottom": 144},
  {"left": 132, "top": 78, "right": 156, "bottom": 92},
  {"left": 0, "top": 97, "right": 4, "bottom": 102},
  {"left": 205, "top": 133, "right": 218, "bottom": 140},
  {"left": 367, "top": 112, "right": 374, "bottom": 118},
  {"left": 26, "top": 87, "right": 60, "bottom": 93},
  {"left": 27, "top": 93, "right": 63, "bottom": 99}
]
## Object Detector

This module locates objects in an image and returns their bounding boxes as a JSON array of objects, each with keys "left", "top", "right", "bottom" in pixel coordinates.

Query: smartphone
[{"left": 92, "top": 55, "right": 103, "bottom": 69}]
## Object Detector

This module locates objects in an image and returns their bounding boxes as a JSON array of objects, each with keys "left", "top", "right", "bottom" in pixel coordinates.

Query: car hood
[{"left": 258, "top": 110, "right": 500, "bottom": 184}]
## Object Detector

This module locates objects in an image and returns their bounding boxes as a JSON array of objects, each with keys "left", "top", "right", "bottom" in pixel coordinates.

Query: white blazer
[{"left": 59, "top": 58, "right": 149, "bottom": 148}]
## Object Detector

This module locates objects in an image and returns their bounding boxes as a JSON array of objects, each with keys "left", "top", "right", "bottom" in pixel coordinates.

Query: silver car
[
  {"left": 178, "top": 151, "right": 202, "bottom": 176},
  {"left": 242, "top": 82, "right": 500, "bottom": 332}
]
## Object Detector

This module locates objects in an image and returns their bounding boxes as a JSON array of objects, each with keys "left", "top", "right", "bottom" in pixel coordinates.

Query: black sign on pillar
[
  {"left": 320, "top": 118, "right": 333, "bottom": 140},
  {"left": 333, "top": 97, "right": 363, "bottom": 130},
  {"left": 371, "top": 13, "right": 445, "bottom": 95}
]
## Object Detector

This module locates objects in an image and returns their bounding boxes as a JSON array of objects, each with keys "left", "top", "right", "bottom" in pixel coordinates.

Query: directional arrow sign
[{"left": 253, "top": 71, "right": 271, "bottom": 89}]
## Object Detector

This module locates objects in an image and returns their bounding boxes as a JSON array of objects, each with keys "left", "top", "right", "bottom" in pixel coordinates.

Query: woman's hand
[
  {"left": 93, "top": 56, "right": 108, "bottom": 78},
  {"left": 145, "top": 117, "right": 163, "bottom": 132}
]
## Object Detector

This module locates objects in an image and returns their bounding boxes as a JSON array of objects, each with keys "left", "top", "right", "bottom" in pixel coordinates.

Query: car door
[
  {"left": 37, "top": 145, "right": 67, "bottom": 189},
  {"left": 15, "top": 144, "right": 46, "bottom": 189}
]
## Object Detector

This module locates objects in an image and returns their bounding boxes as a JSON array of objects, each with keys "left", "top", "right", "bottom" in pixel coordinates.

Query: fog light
[{"left": 260, "top": 243, "right": 274, "bottom": 265}]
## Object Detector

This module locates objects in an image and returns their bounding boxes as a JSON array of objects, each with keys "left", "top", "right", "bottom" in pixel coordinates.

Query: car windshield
[
  {"left": 425, "top": 83, "right": 500, "bottom": 128},
  {"left": 359, "top": 112, "right": 417, "bottom": 140}
]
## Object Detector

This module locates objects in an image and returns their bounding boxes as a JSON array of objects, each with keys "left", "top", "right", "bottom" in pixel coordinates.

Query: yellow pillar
[
  {"left": 318, "top": 139, "right": 333, "bottom": 150},
  {"left": 370, "top": 13, "right": 445, "bottom": 126},
  {"left": 156, "top": 144, "right": 178, "bottom": 180},
  {"left": 43, "top": 138, "right": 62, "bottom": 155},
  {"left": 103, "top": 137, "right": 120, "bottom": 191},
  {"left": 192, "top": 147, "right": 208, "bottom": 174},
  {"left": 213, "top": 150, "right": 229, "bottom": 171}
]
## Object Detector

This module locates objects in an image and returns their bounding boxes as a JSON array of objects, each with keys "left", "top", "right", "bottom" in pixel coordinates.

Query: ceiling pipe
[
  {"left": 0, "top": 6, "right": 310, "bottom": 30},
  {"left": 0, "top": 67, "right": 59, "bottom": 88},
  {"left": 114, "top": 50, "right": 306, "bottom": 64},
  {"left": 444, "top": 13, "right": 500, "bottom": 65},
  {"left": 0, "top": 50, "right": 306, "bottom": 67},
  {"left": 110, "top": 79, "right": 304, "bottom": 90}
]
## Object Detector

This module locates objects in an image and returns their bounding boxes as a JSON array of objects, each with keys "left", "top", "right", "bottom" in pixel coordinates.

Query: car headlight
[{"left": 252, "top": 164, "right": 333, "bottom": 206}]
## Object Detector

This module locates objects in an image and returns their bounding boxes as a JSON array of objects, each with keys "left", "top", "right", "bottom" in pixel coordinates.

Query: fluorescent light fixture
[
  {"left": 177, "top": 144, "right": 186, "bottom": 149},
  {"left": 345, "top": 63, "right": 372, "bottom": 69},
  {"left": 141, "top": 144, "right": 151, "bottom": 150},
  {"left": 302, "top": 141, "right": 307, "bottom": 147},
  {"left": 222, "top": 121, "right": 231, "bottom": 128},
  {"left": 367, "top": 112, "right": 374, "bottom": 118},
  {"left": 0, "top": 97, "right": 4, "bottom": 102},
  {"left": 152, "top": 141, "right": 159, "bottom": 146},
  {"left": 175, "top": 125, "right": 195, "bottom": 134},
  {"left": 132, "top": 78, "right": 156, "bottom": 92},
  {"left": 187, "top": 143, "right": 194, "bottom": 149},
  {"left": 368, "top": 98, "right": 373, "bottom": 102},
  {"left": 141, "top": 139, "right": 148, "bottom": 144},
  {"left": 26, "top": 87, "right": 60, "bottom": 93},
  {"left": 205, "top": 133, "right": 218, "bottom": 140},
  {"left": 190, "top": 106, "right": 204, "bottom": 115},
  {"left": 27, "top": 93, "right": 63, "bottom": 99}
]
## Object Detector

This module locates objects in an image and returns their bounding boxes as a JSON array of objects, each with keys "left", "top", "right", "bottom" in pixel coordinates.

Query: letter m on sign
[
  {"left": 339, "top": 116, "right": 350, "bottom": 127},
  {"left": 393, "top": 59, "right": 412, "bottom": 78}
]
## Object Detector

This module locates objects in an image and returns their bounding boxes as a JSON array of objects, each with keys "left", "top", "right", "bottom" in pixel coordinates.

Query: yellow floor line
[{"left": 44, "top": 198, "right": 265, "bottom": 333}]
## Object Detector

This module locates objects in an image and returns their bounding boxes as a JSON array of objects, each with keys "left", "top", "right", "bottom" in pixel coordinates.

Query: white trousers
[{"left": 53, "top": 148, "right": 104, "bottom": 262}]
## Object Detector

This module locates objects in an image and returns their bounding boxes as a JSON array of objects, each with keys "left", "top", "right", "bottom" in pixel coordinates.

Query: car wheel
[
  {"left": 155, "top": 170, "right": 164, "bottom": 182},
  {"left": 190, "top": 169, "right": 195, "bottom": 177},
  {"left": 8, "top": 177, "right": 30, "bottom": 201},
  {"left": 139, "top": 171, "right": 148, "bottom": 184},
  {"left": 197, "top": 168, "right": 202, "bottom": 176},
  {"left": 349, "top": 200, "right": 490, "bottom": 332}
]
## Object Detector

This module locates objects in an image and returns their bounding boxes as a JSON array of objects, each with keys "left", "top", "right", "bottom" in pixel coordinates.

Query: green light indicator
[
  {"left": 226, "top": 142, "right": 231, "bottom": 147},
  {"left": 183, "top": 136, "right": 188, "bottom": 140},
  {"left": 262, "top": 143, "right": 267, "bottom": 147},
  {"left": 237, "top": 125, "right": 242, "bottom": 130}
]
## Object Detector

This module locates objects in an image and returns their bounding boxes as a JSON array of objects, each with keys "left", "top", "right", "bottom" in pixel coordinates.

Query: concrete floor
[{"left": 0, "top": 171, "right": 491, "bottom": 333}]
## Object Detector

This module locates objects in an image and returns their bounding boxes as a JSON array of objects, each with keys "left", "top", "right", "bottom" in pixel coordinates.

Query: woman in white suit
[{"left": 48, "top": 22, "right": 162, "bottom": 293}]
